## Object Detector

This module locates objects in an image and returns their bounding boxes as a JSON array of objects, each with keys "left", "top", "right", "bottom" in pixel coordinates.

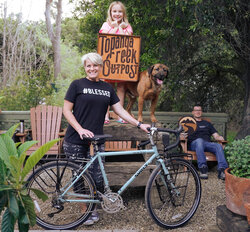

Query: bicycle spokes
[{"left": 145, "top": 159, "right": 201, "bottom": 229}]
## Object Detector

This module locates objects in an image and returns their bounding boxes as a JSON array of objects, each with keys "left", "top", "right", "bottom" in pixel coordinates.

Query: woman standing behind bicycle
[{"left": 63, "top": 52, "right": 150, "bottom": 226}]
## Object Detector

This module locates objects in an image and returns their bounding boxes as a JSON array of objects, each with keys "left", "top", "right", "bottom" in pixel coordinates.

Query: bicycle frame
[
  {"left": 60, "top": 141, "right": 170, "bottom": 204},
  {"left": 58, "top": 125, "right": 183, "bottom": 205}
]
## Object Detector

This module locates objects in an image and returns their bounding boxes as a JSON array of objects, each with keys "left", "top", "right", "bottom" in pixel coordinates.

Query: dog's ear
[
  {"left": 166, "top": 70, "right": 169, "bottom": 77},
  {"left": 148, "top": 65, "right": 154, "bottom": 75}
]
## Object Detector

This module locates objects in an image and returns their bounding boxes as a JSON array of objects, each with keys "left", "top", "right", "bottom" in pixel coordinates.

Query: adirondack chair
[
  {"left": 180, "top": 117, "right": 227, "bottom": 161},
  {"left": 16, "top": 105, "right": 63, "bottom": 155}
]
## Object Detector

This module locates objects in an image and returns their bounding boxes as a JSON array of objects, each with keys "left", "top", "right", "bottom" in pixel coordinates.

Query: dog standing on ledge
[{"left": 124, "top": 64, "right": 169, "bottom": 124}]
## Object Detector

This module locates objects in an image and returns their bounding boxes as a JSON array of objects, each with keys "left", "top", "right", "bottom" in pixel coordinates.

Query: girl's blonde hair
[{"left": 107, "top": 1, "right": 129, "bottom": 25}]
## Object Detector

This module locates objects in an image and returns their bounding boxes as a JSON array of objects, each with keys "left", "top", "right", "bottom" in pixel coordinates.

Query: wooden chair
[
  {"left": 16, "top": 105, "right": 63, "bottom": 155},
  {"left": 180, "top": 118, "right": 227, "bottom": 161}
]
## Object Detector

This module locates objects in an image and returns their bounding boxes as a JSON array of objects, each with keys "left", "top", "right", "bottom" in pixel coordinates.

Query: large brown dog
[{"left": 125, "top": 64, "right": 169, "bottom": 123}]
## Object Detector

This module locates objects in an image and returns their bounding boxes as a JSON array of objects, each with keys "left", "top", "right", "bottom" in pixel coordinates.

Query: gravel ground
[{"left": 30, "top": 163, "right": 225, "bottom": 232}]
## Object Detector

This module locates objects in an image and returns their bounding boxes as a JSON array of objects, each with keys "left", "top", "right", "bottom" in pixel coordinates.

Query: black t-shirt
[
  {"left": 64, "top": 78, "right": 120, "bottom": 145},
  {"left": 188, "top": 120, "right": 217, "bottom": 144}
]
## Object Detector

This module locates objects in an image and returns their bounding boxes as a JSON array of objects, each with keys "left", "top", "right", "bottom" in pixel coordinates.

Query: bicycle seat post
[
  {"left": 93, "top": 140, "right": 99, "bottom": 155},
  {"left": 89, "top": 140, "right": 98, "bottom": 156}
]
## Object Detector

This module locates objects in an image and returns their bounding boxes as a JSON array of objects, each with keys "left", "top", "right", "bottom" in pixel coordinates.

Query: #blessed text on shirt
[{"left": 83, "top": 88, "right": 110, "bottom": 97}]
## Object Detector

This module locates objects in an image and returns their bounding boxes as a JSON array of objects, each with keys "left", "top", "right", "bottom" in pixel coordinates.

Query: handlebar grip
[{"left": 138, "top": 140, "right": 150, "bottom": 148}]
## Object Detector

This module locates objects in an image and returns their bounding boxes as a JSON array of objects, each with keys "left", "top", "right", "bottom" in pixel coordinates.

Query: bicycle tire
[
  {"left": 26, "top": 160, "right": 96, "bottom": 230},
  {"left": 145, "top": 158, "right": 201, "bottom": 229}
]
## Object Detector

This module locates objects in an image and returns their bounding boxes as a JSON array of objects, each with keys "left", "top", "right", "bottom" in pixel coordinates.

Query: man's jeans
[{"left": 190, "top": 138, "right": 228, "bottom": 170}]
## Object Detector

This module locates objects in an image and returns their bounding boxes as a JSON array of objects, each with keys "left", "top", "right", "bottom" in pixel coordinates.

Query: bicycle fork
[{"left": 157, "top": 158, "right": 181, "bottom": 197}]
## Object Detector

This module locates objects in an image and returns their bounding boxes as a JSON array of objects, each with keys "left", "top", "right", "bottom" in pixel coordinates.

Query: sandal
[
  {"left": 104, "top": 120, "right": 110, "bottom": 124},
  {"left": 116, "top": 118, "right": 128, "bottom": 124}
]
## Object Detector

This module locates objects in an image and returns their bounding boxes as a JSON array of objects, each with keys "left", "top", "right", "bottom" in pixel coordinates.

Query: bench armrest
[
  {"left": 179, "top": 134, "right": 188, "bottom": 153},
  {"left": 217, "top": 140, "right": 227, "bottom": 149}
]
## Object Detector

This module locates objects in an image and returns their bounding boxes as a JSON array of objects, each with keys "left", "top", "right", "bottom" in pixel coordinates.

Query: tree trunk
[
  {"left": 45, "top": 0, "right": 62, "bottom": 79},
  {"left": 236, "top": 64, "right": 250, "bottom": 139},
  {"left": 1, "top": 2, "right": 7, "bottom": 87}
]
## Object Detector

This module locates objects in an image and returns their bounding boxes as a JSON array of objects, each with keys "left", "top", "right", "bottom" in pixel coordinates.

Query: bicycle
[{"left": 27, "top": 125, "right": 201, "bottom": 230}]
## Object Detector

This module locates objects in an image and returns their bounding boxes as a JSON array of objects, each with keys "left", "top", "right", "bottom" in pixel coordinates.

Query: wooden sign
[{"left": 97, "top": 33, "right": 141, "bottom": 82}]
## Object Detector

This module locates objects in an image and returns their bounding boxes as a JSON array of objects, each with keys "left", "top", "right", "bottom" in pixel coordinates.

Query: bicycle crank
[{"left": 101, "top": 192, "right": 126, "bottom": 213}]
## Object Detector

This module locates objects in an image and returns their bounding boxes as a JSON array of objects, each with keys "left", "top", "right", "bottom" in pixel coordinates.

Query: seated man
[{"left": 187, "top": 105, "right": 228, "bottom": 180}]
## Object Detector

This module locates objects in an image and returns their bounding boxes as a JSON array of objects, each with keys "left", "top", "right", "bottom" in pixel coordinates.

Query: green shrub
[
  {"left": 0, "top": 68, "right": 53, "bottom": 111},
  {"left": 0, "top": 124, "right": 59, "bottom": 231},
  {"left": 225, "top": 135, "right": 250, "bottom": 178}
]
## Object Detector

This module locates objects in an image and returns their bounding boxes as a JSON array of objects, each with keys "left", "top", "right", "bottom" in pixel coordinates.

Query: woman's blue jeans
[{"left": 190, "top": 138, "right": 228, "bottom": 170}]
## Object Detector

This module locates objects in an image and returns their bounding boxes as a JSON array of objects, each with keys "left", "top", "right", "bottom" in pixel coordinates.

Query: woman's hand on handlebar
[
  {"left": 139, "top": 123, "right": 151, "bottom": 133},
  {"left": 78, "top": 128, "right": 94, "bottom": 140}
]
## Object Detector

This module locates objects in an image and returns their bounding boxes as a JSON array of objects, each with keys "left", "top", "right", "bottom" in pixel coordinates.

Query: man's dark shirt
[{"left": 188, "top": 120, "right": 217, "bottom": 145}]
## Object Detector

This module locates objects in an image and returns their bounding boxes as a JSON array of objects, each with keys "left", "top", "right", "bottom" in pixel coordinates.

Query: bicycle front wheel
[
  {"left": 145, "top": 158, "right": 201, "bottom": 229},
  {"left": 26, "top": 161, "right": 96, "bottom": 230}
]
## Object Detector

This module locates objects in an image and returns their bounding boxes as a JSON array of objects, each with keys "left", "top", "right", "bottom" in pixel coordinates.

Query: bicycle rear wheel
[
  {"left": 26, "top": 160, "right": 96, "bottom": 230},
  {"left": 145, "top": 158, "right": 201, "bottom": 229}
]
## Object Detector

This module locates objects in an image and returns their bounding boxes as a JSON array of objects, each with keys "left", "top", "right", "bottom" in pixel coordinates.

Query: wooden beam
[{"left": 104, "top": 162, "right": 156, "bottom": 186}]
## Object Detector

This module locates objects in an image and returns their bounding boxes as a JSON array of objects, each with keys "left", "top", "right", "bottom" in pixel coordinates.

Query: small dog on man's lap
[{"left": 125, "top": 64, "right": 169, "bottom": 125}]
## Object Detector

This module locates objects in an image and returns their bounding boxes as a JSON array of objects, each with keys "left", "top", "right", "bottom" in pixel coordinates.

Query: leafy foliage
[
  {"left": 0, "top": 68, "right": 53, "bottom": 111},
  {"left": 0, "top": 124, "right": 59, "bottom": 231},
  {"left": 45, "top": 43, "right": 84, "bottom": 106},
  {"left": 77, "top": 0, "right": 109, "bottom": 52},
  {"left": 0, "top": 0, "right": 247, "bottom": 134},
  {"left": 72, "top": 0, "right": 244, "bottom": 126},
  {"left": 225, "top": 135, "right": 250, "bottom": 178},
  {"left": 61, "top": 18, "right": 84, "bottom": 49}
]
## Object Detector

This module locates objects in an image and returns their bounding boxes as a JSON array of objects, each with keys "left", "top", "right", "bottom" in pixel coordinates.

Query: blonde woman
[{"left": 63, "top": 52, "right": 150, "bottom": 225}]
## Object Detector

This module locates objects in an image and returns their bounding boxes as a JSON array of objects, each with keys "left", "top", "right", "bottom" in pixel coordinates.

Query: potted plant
[
  {"left": 224, "top": 135, "right": 250, "bottom": 224},
  {"left": 0, "top": 124, "right": 59, "bottom": 232}
]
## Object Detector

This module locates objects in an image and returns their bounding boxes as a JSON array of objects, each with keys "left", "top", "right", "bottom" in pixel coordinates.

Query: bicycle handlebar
[
  {"left": 137, "top": 125, "right": 183, "bottom": 151},
  {"left": 159, "top": 125, "right": 183, "bottom": 151},
  {"left": 155, "top": 124, "right": 183, "bottom": 135}
]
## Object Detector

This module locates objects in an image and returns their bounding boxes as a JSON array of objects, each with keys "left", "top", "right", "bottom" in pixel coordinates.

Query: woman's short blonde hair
[
  {"left": 107, "top": 1, "right": 129, "bottom": 25},
  {"left": 81, "top": 53, "right": 103, "bottom": 66}
]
